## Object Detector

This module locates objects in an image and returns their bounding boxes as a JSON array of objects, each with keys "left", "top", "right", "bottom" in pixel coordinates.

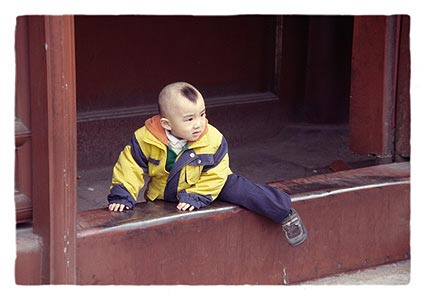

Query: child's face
[{"left": 161, "top": 94, "right": 206, "bottom": 141}]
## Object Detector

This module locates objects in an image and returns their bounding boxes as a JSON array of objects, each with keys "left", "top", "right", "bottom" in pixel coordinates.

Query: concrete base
[{"left": 301, "top": 259, "right": 410, "bottom": 285}]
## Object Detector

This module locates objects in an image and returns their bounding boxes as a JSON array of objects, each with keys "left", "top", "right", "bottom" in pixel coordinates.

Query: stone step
[{"left": 75, "top": 162, "right": 410, "bottom": 284}]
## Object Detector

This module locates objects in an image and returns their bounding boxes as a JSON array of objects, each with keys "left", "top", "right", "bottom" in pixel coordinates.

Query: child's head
[{"left": 158, "top": 82, "right": 206, "bottom": 141}]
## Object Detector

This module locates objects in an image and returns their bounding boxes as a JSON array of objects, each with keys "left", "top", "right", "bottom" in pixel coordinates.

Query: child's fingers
[
  {"left": 177, "top": 202, "right": 195, "bottom": 211},
  {"left": 176, "top": 202, "right": 185, "bottom": 210},
  {"left": 108, "top": 203, "right": 129, "bottom": 212}
]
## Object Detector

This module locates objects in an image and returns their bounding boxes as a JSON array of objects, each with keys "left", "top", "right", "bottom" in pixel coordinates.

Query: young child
[{"left": 107, "top": 82, "right": 307, "bottom": 246}]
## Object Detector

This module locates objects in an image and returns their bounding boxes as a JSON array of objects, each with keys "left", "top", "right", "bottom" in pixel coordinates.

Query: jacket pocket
[
  {"left": 148, "top": 157, "right": 166, "bottom": 177},
  {"left": 184, "top": 165, "right": 202, "bottom": 185}
]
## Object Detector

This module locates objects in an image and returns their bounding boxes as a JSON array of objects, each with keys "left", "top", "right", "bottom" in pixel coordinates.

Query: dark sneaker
[{"left": 281, "top": 209, "right": 307, "bottom": 246}]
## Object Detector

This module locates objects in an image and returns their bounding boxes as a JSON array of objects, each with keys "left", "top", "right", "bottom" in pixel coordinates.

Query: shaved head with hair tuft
[{"left": 158, "top": 82, "right": 202, "bottom": 117}]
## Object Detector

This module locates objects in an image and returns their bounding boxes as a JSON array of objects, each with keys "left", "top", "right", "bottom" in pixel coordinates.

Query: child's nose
[{"left": 194, "top": 119, "right": 202, "bottom": 129}]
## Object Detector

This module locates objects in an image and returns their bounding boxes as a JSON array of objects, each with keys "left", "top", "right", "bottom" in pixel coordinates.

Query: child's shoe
[{"left": 281, "top": 209, "right": 307, "bottom": 246}]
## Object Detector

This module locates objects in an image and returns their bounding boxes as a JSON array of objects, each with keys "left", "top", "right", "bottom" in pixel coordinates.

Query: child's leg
[
  {"left": 218, "top": 174, "right": 291, "bottom": 223},
  {"left": 219, "top": 174, "right": 307, "bottom": 246}
]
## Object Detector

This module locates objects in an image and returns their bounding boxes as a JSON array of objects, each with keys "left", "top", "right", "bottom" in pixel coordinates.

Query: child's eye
[{"left": 186, "top": 118, "right": 193, "bottom": 122}]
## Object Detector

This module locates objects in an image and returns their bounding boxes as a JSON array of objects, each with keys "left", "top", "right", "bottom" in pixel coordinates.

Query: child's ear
[{"left": 160, "top": 117, "right": 172, "bottom": 130}]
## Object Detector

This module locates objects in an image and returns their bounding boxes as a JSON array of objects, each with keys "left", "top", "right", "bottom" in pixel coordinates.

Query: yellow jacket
[{"left": 108, "top": 115, "right": 232, "bottom": 209}]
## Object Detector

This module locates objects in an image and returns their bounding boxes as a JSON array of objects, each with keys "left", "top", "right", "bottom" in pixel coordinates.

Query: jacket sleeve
[
  {"left": 177, "top": 137, "right": 232, "bottom": 209},
  {"left": 107, "top": 134, "right": 148, "bottom": 209}
]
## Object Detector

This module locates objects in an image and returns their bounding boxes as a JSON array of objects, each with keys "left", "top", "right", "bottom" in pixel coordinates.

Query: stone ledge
[{"left": 75, "top": 162, "right": 410, "bottom": 284}]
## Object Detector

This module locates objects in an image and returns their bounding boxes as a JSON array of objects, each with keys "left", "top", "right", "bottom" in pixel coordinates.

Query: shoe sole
[{"left": 282, "top": 208, "right": 308, "bottom": 247}]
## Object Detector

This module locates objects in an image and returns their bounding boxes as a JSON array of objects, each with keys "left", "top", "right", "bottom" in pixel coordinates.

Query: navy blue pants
[{"left": 218, "top": 174, "right": 292, "bottom": 223}]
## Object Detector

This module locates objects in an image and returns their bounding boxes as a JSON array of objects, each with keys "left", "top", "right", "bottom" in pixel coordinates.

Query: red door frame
[
  {"left": 349, "top": 15, "right": 410, "bottom": 161},
  {"left": 25, "top": 15, "right": 77, "bottom": 284}
]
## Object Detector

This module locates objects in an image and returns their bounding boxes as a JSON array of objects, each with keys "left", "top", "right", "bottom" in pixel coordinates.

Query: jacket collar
[
  {"left": 144, "top": 115, "right": 168, "bottom": 145},
  {"left": 144, "top": 114, "right": 209, "bottom": 149}
]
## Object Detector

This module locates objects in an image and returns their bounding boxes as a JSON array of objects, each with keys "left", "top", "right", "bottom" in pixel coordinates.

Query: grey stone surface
[
  {"left": 301, "top": 260, "right": 410, "bottom": 285},
  {"left": 77, "top": 124, "right": 375, "bottom": 210}
]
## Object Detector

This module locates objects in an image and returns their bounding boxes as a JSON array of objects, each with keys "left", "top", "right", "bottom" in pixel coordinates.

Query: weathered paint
[
  {"left": 75, "top": 163, "right": 409, "bottom": 284},
  {"left": 349, "top": 16, "right": 401, "bottom": 157}
]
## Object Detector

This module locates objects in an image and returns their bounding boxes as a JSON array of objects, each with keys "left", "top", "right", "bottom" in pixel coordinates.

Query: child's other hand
[
  {"left": 108, "top": 203, "right": 130, "bottom": 212},
  {"left": 177, "top": 202, "right": 195, "bottom": 212}
]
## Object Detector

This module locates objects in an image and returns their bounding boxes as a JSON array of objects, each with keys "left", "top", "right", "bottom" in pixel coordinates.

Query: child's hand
[
  {"left": 108, "top": 203, "right": 130, "bottom": 212},
  {"left": 177, "top": 202, "right": 195, "bottom": 212}
]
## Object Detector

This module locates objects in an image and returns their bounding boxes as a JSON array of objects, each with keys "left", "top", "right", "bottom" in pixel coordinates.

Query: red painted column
[
  {"left": 394, "top": 16, "right": 411, "bottom": 160},
  {"left": 45, "top": 15, "right": 77, "bottom": 285},
  {"left": 349, "top": 16, "right": 401, "bottom": 159},
  {"left": 28, "top": 16, "right": 77, "bottom": 284}
]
